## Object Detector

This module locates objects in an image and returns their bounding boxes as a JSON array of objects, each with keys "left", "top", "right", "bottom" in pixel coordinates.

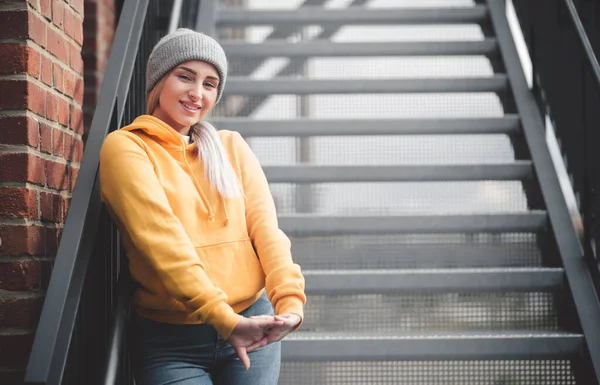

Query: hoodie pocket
[{"left": 195, "top": 239, "right": 265, "bottom": 302}]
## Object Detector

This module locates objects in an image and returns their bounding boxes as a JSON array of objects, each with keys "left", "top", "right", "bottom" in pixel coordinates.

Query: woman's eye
[
  {"left": 204, "top": 82, "right": 216, "bottom": 88},
  {"left": 178, "top": 75, "right": 192, "bottom": 81}
]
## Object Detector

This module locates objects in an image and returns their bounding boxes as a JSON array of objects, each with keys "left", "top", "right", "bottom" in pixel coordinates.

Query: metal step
[
  {"left": 217, "top": 6, "right": 489, "bottom": 26},
  {"left": 291, "top": 241, "right": 543, "bottom": 270},
  {"left": 222, "top": 40, "right": 498, "bottom": 58},
  {"left": 279, "top": 359, "right": 578, "bottom": 384},
  {"left": 279, "top": 212, "right": 547, "bottom": 236},
  {"left": 302, "top": 291, "right": 559, "bottom": 334},
  {"left": 303, "top": 267, "right": 564, "bottom": 294},
  {"left": 281, "top": 331, "right": 583, "bottom": 361},
  {"left": 215, "top": 116, "right": 521, "bottom": 137},
  {"left": 225, "top": 76, "right": 508, "bottom": 95},
  {"left": 264, "top": 163, "right": 532, "bottom": 183}
]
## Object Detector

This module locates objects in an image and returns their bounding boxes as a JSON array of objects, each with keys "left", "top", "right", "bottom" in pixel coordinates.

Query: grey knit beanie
[{"left": 146, "top": 28, "right": 228, "bottom": 103}]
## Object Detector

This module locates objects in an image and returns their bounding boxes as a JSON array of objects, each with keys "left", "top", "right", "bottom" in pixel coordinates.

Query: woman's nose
[{"left": 189, "top": 88, "right": 203, "bottom": 102}]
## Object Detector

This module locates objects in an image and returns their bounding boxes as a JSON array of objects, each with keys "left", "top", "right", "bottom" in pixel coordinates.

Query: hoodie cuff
[
  {"left": 275, "top": 296, "right": 305, "bottom": 330},
  {"left": 208, "top": 302, "right": 244, "bottom": 339}
]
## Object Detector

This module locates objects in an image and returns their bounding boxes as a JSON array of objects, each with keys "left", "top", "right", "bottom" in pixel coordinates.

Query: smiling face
[{"left": 149, "top": 60, "right": 220, "bottom": 135}]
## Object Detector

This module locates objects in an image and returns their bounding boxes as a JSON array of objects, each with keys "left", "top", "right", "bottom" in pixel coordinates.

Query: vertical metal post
[
  {"left": 296, "top": 27, "right": 314, "bottom": 214},
  {"left": 168, "top": 0, "right": 183, "bottom": 33},
  {"left": 196, "top": 0, "right": 217, "bottom": 36}
]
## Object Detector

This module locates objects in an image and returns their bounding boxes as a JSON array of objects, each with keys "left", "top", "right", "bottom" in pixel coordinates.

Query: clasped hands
[{"left": 227, "top": 313, "right": 301, "bottom": 370}]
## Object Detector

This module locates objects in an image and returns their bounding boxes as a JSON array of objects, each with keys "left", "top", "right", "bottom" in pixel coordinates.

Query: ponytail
[{"left": 190, "top": 121, "right": 242, "bottom": 199}]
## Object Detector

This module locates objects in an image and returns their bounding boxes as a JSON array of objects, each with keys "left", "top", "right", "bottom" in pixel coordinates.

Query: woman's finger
[
  {"left": 234, "top": 345, "right": 251, "bottom": 370},
  {"left": 246, "top": 336, "right": 268, "bottom": 353}
]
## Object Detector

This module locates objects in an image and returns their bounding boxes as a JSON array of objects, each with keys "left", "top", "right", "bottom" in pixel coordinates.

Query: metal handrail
[
  {"left": 564, "top": 0, "right": 600, "bottom": 93},
  {"left": 24, "top": 0, "right": 149, "bottom": 383}
]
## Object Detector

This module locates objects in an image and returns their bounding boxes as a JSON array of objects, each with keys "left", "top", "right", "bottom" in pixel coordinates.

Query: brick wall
[{"left": 0, "top": 0, "right": 84, "bottom": 383}]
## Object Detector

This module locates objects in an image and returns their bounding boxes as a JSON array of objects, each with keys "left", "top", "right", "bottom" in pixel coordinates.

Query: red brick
[
  {"left": 52, "top": 128, "right": 64, "bottom": 157},
  {"left": 53, "top": 194, "right": 66, "bottom": 222},
  {"left": 0, "top": 115, "right": 39, "bottom": 148},
  {"left": 40, "top": 192, "right": 52, "bottom": 221},
  {"left": 57, "top": 98, "right": 69, "bottom": 127},
  {"left": 41, "top": 192, "right": 65, "bottom": 223},
  {"left": 52, "top": 63, "right": 64, "bottom": 93},
  {"left": 73, "top": 76, "right": 83, "bottom": 105},
  {"left": 45, "top": 92, "right": 58, "bottom": 121},
  {"left": 0, "top": 188, "right": 38, "bottom": 220},
  {"left": 69, "top": 42, "right": 83, "bottom": 74},
  {"left": 0, "top": 295, "right": 44, "bottom": 328},
  {"left": 0, "top": 153, "right": 45, "bottom": 186},
  {"left": 0, "top": 260, "right": 43, "bottom": 291},
  {"left": 28, "top": 82, "right": 46, "bottom": 117},
  {"left": 70, "top": 166, "right": 79, "bottom": 191},
  {"left": 73, "top": 14, "right": 84, "bottom": 47},
  {"left": 40, "top": 55, "right": 52, "bottom": 87},
  {"left": 27, "top": 47, "right": 41, "bottom": 79},
  {"left": 69, "top": 103, "right": 83, "bottom": 134},
  {"left": 0, "top": 81, "right": 45, "bottom": 116},
  {"left": 0, "top": 44, "right": 27, "bottom": 74},
  {"left": 47, "top": 28, "right": 68, "bottom": 64},
  {"left": 51, "top": 0, "right": 64, "bottom": 28},
  {"left": 0, "top": 11, "right": 28, "bottom": 39},
  {"left": 0, "top": 225, "right": 46, "bottom": 256},
  {"left": 39, "top": 0, "right": 52, "bottom": 20},
  {"left": 28, "top": 11, "right": 47, "bottom": 48},
  {"left": 45, "top": 227, "right": 60, "bottom": 256},
  {"left": 45, "top": 160, "right": 68, "bottom": 190},
  {"left": 63, "top": 69, "right": 76, "bottom": 98},
  {"left": 0, "top": 80, "right": 27, "bottom": 109},
  {"left": 39, "top": 122, "right": 52, "bottom": 154},
  {"left": 0, "top": 333, "right": 34, "bottom": 367},
  {"left": 0, "top": 260, "right": 44, "bottom": 291},
  {"left": 65, "top": 135, "right": 83, "bottom": 163},
  {"left": 70, "top": 0, "right": 84, "bottom": 15}
]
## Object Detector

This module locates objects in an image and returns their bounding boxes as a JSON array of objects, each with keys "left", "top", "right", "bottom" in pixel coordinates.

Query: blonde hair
[{"left": 147, "top": 74, "right": 242, "bottom": 199}]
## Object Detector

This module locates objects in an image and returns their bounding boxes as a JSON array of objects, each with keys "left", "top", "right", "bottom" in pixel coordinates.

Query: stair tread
[
  {"left": 214, "top": 116, "right": 521, "bottom": 136},
  {"left": 225, "top": 76, "right": 508, "bottom": 95},
  {"left": 287, "top": 330, "right": 581, "bottom": 340},
  {"left": 222, "top": 39, "right": 498, "bottom": 57},
  {"left": 302, "top": 267, "right": 563, "bottom": 293},
  {"left": 303, "top": 267, "right": 563, "bottom": 274},
  {"left": 217, "top": 6, "right": 489, "bottom": 26},
  {"left": 264, "top": 163, "right": 533, "bottom": 182}
]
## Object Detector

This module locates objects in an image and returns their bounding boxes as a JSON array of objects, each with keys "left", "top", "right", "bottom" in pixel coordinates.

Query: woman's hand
[
  {"left": 246, "top": 313, "right": 302, "bottom": 352},
  {"left": 228, "top": 317, "right": 285, "bottom": 370}
]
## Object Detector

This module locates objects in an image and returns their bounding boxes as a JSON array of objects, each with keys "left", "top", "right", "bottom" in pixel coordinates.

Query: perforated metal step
[
  {"left": 279, "top": 212, "right": 547, "bottom": 236},
  {"left": 263, "top": 163, "right": 532, "bottom": 183},
  {"left": 217, "top": 6, "right": 489, "bottom": 26},
  {"left": 282, "top": 331, "right": 582, "bottom": 361},
  {"left": 215, "top": 116, "right": 521, "bottom": 137},
  {"left": 222, "top": 40, "right": 498, "bottom": 58},
  {"left": 303, "top": 267, "right": 563, "bottom": 294},
  {"left": 290, "top": 237, "right": 543, "bottom": 270},
  {"left": 279, "top": 359, "right": 578, "bottom": 385},
  {"left": 225, "top": 76, "right": 508, "bottom": 95}
]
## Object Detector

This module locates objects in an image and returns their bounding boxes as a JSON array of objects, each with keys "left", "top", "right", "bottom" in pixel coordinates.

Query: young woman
[{"left": 99, "top": 28, "right": 306, "bottom": 385}]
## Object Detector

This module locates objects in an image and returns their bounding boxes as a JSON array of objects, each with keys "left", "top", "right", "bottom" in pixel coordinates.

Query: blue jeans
[{"left": 131, "top": 293, "right": 281, "bottom": 385}]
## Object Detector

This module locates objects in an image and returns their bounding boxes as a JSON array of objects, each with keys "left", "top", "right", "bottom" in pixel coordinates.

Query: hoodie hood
[
  {"left": 120, "top": 114, "right": 230, "bottom": 226},
  {"left": 122, "top": 115, "right": 192, "bottom": 148}
]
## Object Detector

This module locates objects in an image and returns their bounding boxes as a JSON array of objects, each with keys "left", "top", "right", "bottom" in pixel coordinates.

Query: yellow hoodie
[{"left": 99, "top": 115, "right": 306, "bottom": 339}]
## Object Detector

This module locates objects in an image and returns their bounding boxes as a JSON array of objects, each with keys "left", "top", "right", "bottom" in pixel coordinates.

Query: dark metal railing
[
  {"left": 507, "top": 0, "right": 600, "bottom": 381},
  {"left": 23, "top": 1, "right": 176, "bottom": 384},
  {"left": 510, "top": 0, "right": 600, "bottom": 296}
]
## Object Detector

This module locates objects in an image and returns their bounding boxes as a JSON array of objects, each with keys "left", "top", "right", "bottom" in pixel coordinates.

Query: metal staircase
[
  {"left": 23, "top": 1, "right": 600, "bottom": 384},
  {"left": 209, "top": 0, "right": 594, "bottom": 383}
]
